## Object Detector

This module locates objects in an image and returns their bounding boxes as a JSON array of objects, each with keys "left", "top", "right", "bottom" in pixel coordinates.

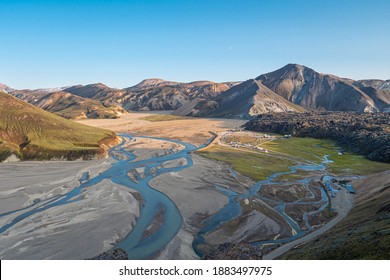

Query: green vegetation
[
  {"left": 199, "top": 134, "right": 390, "bottom": 182},
  {"left": 0, "top": 92, "right": 118, "bottom": 160},
  {"left": 261, "top": 137, "right": 390, "bottom": 176},
  {"left": 197, "top": 145, "right": 296, "bottom": 181},
  {"left": 224, "top": 135, "right": 271, "bottom": 146},
  {"left": 261, "top": 137, "right": 329, "bottom": 163},
  {"left": 140, "top": 114, "right": 191, "bottom": 122}
]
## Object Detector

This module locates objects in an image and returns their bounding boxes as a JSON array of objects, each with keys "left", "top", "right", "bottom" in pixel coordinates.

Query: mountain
[
  {"left": 176, "top": 79, "right": 305, "bottom": 118},
  {"left": 355, "top": 79, "right": 390, "bottom": 91},
  {"left": 174, "top": 98, "right": 220, "bottom": 117},
  {"left": 283, "top": 170, "right": 390, "bottom": 259},
  {"left": 64, "top": 83, "right": 125, "bottom": 102},
  {"left": 128, "top": 78, "right": 178, "bottom": 90},
  {"left": 0, "top": 83, "right": 14, "bottom": 93},
  {"left": 65, "top": 80, "right": 238, "bottom": 111},
  {"left": 9, "top": 90, "right": 126, "bottom": 119},
  {"left": 3, "top": 64, "right": 388, "bottom": 118},
  {"left": 33, "top": 86, "right": 71, "bottom": 93},
  {"left": 0, "top": 92, "right": 120, "bottom": 162},
  {"left": 256, "top": 64, "right": 388, "bottom": 112}
]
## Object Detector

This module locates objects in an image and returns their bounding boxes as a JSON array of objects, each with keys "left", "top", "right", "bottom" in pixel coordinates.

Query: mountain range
[{"left": 2, "top": 64, "right": 389, "bottom": 120}]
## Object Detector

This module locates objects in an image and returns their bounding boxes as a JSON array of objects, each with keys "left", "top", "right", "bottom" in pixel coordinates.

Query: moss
[
  {"left": 197, "top": 145, "right": 295, "bottom": 181},
  {"left": 261, "top": 137, "right": 390, "bottom": 176}
]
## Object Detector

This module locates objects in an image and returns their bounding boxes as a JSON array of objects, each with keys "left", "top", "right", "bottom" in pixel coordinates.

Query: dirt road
[{"left": 263, "top": 188, "right": 354, "bottom": 260}]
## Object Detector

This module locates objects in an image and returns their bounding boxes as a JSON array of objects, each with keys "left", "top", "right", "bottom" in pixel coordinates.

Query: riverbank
[{"left": 0, "top": 158, "right": 140, "bottom": 259}]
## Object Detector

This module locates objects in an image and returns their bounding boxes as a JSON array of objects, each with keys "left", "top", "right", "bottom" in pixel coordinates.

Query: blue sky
[{"left": 1, "top": 0, "right": 389, "bottom": 89}]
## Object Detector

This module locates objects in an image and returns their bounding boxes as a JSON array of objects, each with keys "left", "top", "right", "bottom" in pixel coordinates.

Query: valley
[
  {"left": 1, "top": 63, "right": 389, "bottom": 260},
  {"left": 1, "top": 111, "right": 388, "bottom": 260}
]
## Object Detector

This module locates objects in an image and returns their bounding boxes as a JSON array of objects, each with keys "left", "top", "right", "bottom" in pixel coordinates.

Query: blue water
[
  {"left": 0, "top": 134, "right": 199, "bottom": 259},
  {"left": 0, "top": 133, "right": 336, "bottom": 259},
  {"left": 193, "top": 155, "right": 335, "bottom": 255}
]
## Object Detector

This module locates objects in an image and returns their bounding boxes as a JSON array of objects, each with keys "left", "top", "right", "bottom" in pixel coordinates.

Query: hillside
[
  {"left": 282, "top": 171, "right": 390, "bottom": 259},
  {"left": 0, "top": 92, "right": 120, "bottom": 161},
  {"left": 10, "top": 90, "right": 126, "bottom": 119},
  {"left": 256, "top": 64, "right": 388, "bottom": 112},
  {"left": 176, "top": 79, "right": 305, "bottom": 118}
]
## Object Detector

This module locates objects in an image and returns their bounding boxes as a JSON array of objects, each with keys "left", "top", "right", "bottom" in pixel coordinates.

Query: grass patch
[
  {"left": 140, "top": 114, "right": 191, "bottom": 122},
  {"left": 197, "top": 145, "right": 296, "bottom": 181},
  {"left": 261, "top": 137, "right": 333, "bottom": 163},
  {"left": 199, "top": 133, "right": 390, "bottom": 181},
  {"left": 261, "top": 137, "right": 390, "bottom": 176}
]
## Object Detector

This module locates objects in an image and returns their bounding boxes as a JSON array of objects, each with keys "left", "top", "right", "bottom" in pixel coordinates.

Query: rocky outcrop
[
  {"left": 203, "top": 242, "right": 263, "bottom": 260},
  {"left": 88, "top": 248, "right": 128, "bottom": 260}
]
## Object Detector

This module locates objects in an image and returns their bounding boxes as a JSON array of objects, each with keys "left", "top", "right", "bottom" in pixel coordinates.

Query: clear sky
[{"left": 1, "top": 0, "right": 389, "bottom": 89}]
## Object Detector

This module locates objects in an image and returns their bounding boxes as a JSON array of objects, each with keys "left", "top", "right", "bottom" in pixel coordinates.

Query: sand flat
[{"left": 77, "top": 112, "right": 245, "bottom": 146}]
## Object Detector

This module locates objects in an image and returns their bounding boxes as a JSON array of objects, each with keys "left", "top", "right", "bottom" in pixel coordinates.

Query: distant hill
[
  {"left": 64, "top": 80, "right": 238, "bottom": 111},
  {"left": 355, "top": 79, "right": 390, "bottom": 91},
  {"left": 64, "top": 83, "right": 125, "bottom": 102},
  {"left": 127, "top": 78, "right": 178, "bottom": 90},
  {"left": 10, "top": 90, "right": 127, "bottom": 119},
  {"left": 0, "top": 92, "right": 119, "bottom": 162},
  {"left": 282, "top": 170, "right": 390, "bottom": 259}
]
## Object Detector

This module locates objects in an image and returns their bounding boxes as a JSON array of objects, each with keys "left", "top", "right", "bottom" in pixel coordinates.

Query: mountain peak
[
  {"left": 132, "top": 78, "right": 167, "bottom": 88},
  {"left": 0, "top": 83, "right": 15, "bottom": 93},
  {"left": 129, "top": 78, "right": 178, "bottom": 90}
]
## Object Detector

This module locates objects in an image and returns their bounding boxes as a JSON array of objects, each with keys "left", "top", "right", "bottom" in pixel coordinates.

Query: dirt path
[{"left": 262, "top": 188, "right": 354, "bottom": 260}]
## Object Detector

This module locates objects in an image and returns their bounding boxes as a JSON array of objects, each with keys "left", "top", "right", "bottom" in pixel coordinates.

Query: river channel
[{"left": 0, "top": 134, "right": 335, "bottom": 259}]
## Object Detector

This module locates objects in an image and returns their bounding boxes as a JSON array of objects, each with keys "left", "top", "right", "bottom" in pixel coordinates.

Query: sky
[{"left": 1, "top": 0, "right": 389, "bottom": 89}]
